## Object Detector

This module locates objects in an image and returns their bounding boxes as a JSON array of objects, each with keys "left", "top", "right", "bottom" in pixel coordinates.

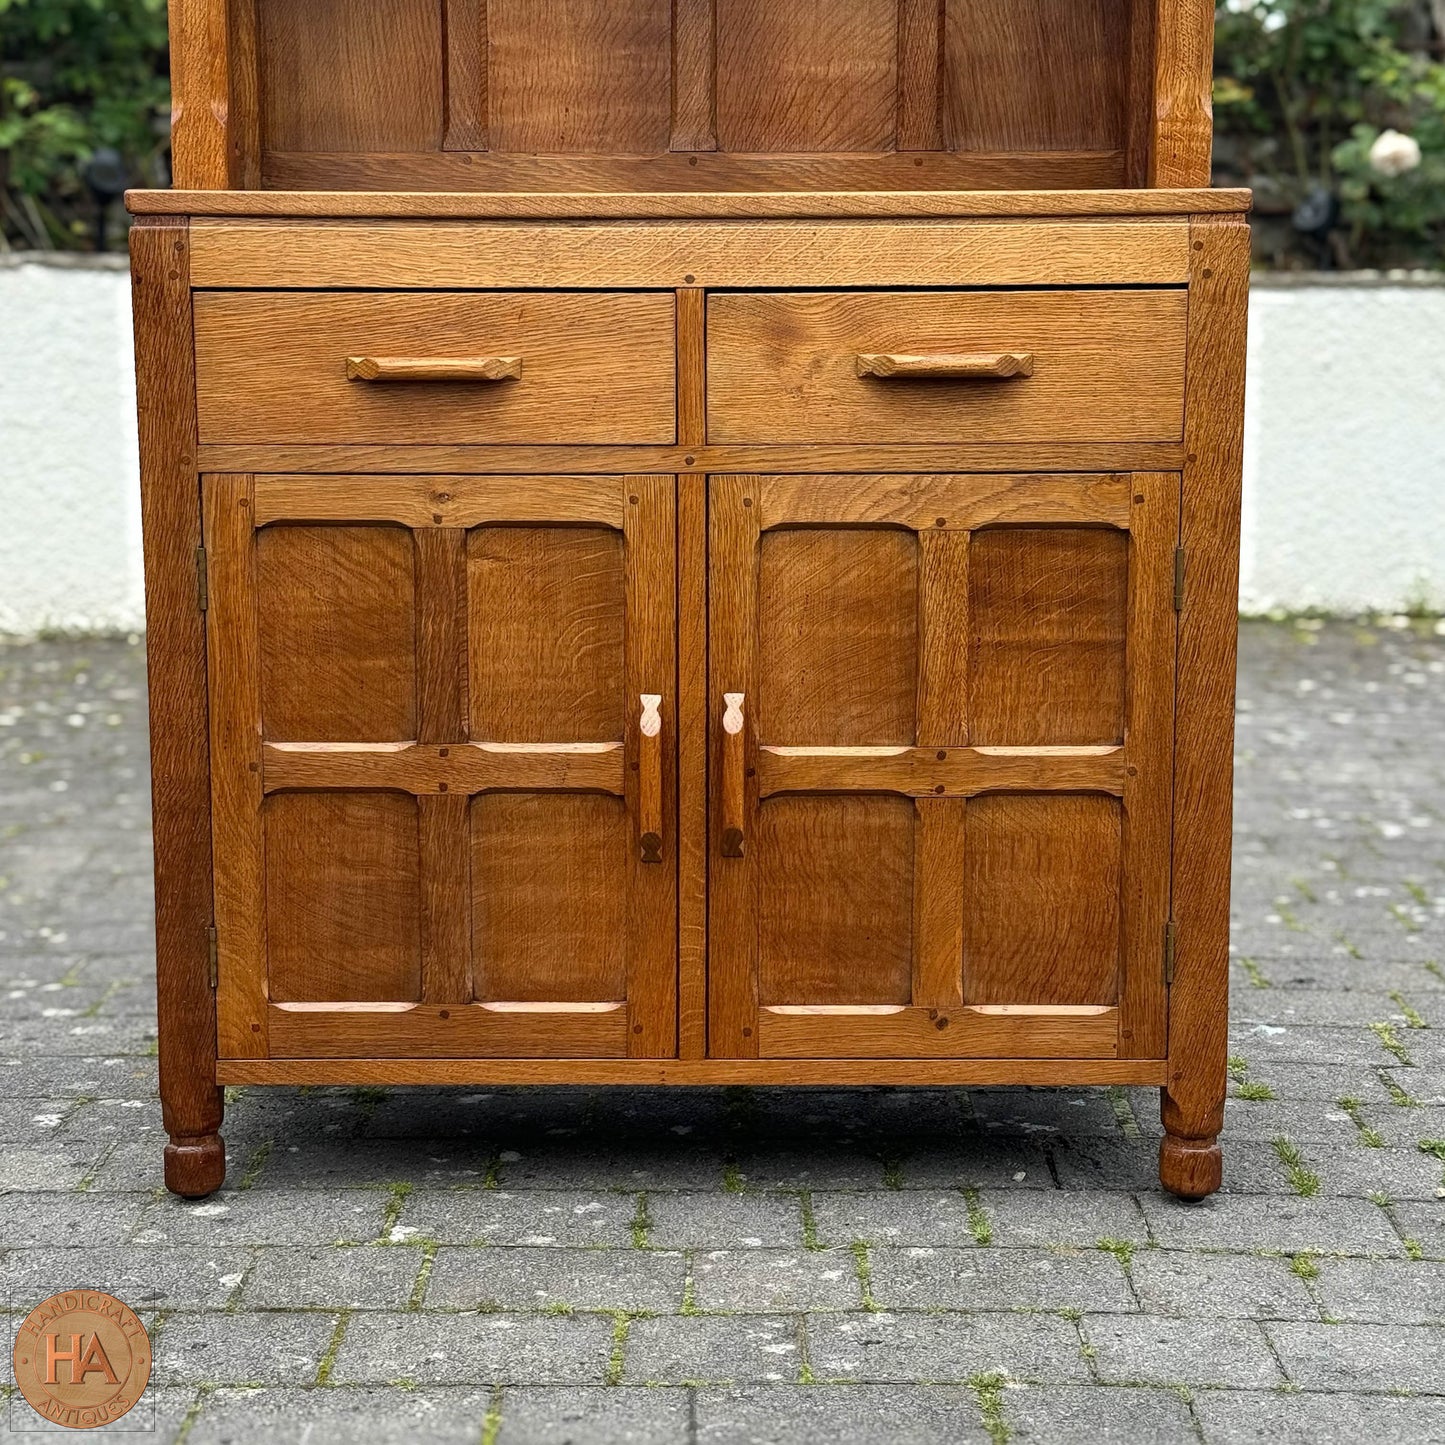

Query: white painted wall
[
  {"left": 0, "top": 255, "right": 142, "bottom": 635},
  {"left": 0, "top": 256, "right": 1441, "bottom": 633}
]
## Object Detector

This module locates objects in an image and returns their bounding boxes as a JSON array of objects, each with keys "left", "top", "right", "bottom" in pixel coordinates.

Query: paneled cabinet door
[
  {"left": 708, "top": 472, "right": 1178, "bottom": 1061},
  {"left": 203, "top": 473, "right": 676, "bottom": 1061}
]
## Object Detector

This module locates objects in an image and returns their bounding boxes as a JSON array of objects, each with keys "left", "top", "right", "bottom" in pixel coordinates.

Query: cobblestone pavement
[{"left": 1, "top": 620, "right": 1443, "bottom": 1443}]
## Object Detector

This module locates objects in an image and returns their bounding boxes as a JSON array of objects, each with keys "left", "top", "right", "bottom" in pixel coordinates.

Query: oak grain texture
[
  {"left": 1151, "top": 0, "right": 1216, "bottom": 187},
  {"left": 443, "top": 0, "right": 488, "bottom": 151},
  {"left": 707, "top": 290, "right": 1188, "bottom": 444},
  {"left": 131, "top": 217, "right": 225, "bottom": 1196},
  {"left": 131, "top": 187, "right": 1253, "bottom": 219},
  {"left": 186, "top": 219, "right": 1192, "bottom": 289},
  {"left": 1163, "top": 215, "right": 1250, "bottom": 1196},
  {"left": 193, "top": 290, "right": 677, "bottom": 445}
]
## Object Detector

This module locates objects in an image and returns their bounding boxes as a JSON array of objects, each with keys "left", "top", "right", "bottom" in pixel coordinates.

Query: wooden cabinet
[{"left": 131, "top": 0, "right": 1248, "bottom": 1205}]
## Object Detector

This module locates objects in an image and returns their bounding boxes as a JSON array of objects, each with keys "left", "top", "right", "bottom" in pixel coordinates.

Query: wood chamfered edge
[
  {"left": 217, "top": 1058, "right": 1170, "bottom": 1086},
  {"left": 127, "top": 187, "right": 1253, "bottom": 220}
]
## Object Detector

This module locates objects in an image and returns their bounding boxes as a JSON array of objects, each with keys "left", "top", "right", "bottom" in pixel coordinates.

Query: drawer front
[
  {"left": 706, "top": 290, "right": 1187, "bottom": 445},
  {"left": 195, "top": 291, "right": 677, "bottom": 445}
]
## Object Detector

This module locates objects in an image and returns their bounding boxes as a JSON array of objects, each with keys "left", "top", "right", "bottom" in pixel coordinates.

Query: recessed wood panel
[
  {"left": 942, "top": 0, "right": 1129, "bottom": 153},
  {"left": 257, "top": 524, "right": 417, "bottom": 742},
  {"left": 962, "top": 793, "right": 1122, "bottom": 1006},
  {"left": 714, "top": 0, "right": 898, "bottom": 153},
  {"left": 758, "top": 527, "right": 918, "bottom": 747},
  {"left": 259, "top": 0, "right": 442, "bottom": 153},
  {"left": 968, "top": 526, "right": 1128, "bottom": 746},
  {"left": 487, "top": 0, "right": 671, "bottom": 153},
  {"left": 264, "top": 791, "right": 422, "bottom": 1002},
  {"left": 467, "top": 525, "right": 625, "bottom": 743},
  {"left": 758, "top": 796, "right": 914, "bottom": 1006},
  {"left": 471, "top": 793, "right": 628, "bottom": 1001}
]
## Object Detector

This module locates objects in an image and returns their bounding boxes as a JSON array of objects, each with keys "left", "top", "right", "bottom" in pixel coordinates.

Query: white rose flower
[{"left": 1369, "top": 129, "right": 1422, "bottom": 178}]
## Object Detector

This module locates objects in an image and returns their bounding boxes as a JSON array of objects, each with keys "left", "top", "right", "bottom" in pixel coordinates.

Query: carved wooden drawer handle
[
  {"left": 855, "top": 352, "right": 1035, "bottom": 380},
  {"left": 639, "top": 694, "right": 663, "bottom": 864},
  {"left": 721, "top": 692, "right": 745, "bottom": 858},
  {"left": 345, "top": 356, "right": 523, "bottom": 382}
]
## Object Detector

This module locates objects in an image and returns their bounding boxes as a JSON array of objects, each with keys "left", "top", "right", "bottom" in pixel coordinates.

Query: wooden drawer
[
  {"left": 194, "top": 291, "right": 677, "bottom": 445},
  {"left": 706, "top": 289, "right": 1187, "bottom": 445}
]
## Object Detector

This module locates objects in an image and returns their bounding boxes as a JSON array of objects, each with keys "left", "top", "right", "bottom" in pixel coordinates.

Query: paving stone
[
  {"left": 132, "top": 1189, "right": 390, "bottom": 1247},
  {"left": 0, "top": 1141, "right": 99, "bottom": 1191},
  {"left": 1311, "top": 1256, "right": 1445, "bottom": 1323},
  {"left": 895, "top": 1139, "right": 1055, "bottom": 1189},
  {"left": 1006, "top": 1384, "right": 1199, "bottom": 1443},
  {"left": 1267, "top": 1320, "right": 1445, "bottom": 1392},
  {"left": 808, "top": 1190, "right": 984, "bottom": 1248},
  {"left": 496, "top": 1386, "right": 691, "bottom": 1444},
  {"left": 868, "top": 1245, "right": 1136, "bottom": 1314},
  {"left": 425, "top": 1246, "right": 686, "bottom": 1313},
  {"left": 694, "top": 1384, "right": 990, "bottom": 1444},
  {"left": 975, "top": 1189, "right": 1149, "bottom": 1247},
  {"left": 331, "top": 1311, "right": 614, "bottom": 1385},
  {"left": 624, "top": 1314, "right": 801, "bottom": 1384},
  {"left": 499, "top": 1146, "right": 728, "bottom": 1192},
  {"left": 240, "top": 1246, "right": 423, "bottom": 1310},
  {"left": 0, "top": 1188, "right": 148, "bottom": 1246},
  {"left": 1296, "top": 1141, "right": 1445, "bottom": 1200},
  {"left": 969, "top": 1089, "right": 1123, "bottom": 1139},
  {"left": 1192, "top": 1388, "right": 1445, "bottom": 1445},
  {"left": 1128, "top": 1249, "right": 1319, "bottom": 1320},
  {"left": 152, "top": 1310, "right": 337, "bottom": 1385},
  {"left": 1218, "top": 1097, "right": 1363, "bottom": 1144},
  {"left": 691, "top": 1248, "right": 862, "bottom": 1311},
  {"left": 645, "top": 1191, "right": 804, "bottom": 1250},
  {"left": 809, "top": 1310, "right": 1092, "bottom": 1384},
  {"left": 187, "top": 1386, "right": 495, "bottom": 1444},
  {"left": 1083, "top": 1316, "right": 1284, "bottom": 1389},
  {"left": 4, "top": 1386, "right": 198, "bottom": 1441},
  {"left": 2, "top": 1246, "right": 251, "bottom": 1311},
  {"left": 1136, "top": 1193, "right": 1406, "bottom": 1256},
  {"left": 397, "top": 1188, "right": 637, "bottom": 1247},
  {"left": 1392, "top": 1202, "right": 1445, "bottom": 1258},
  {"left": 1050, "top": 1136, "right": 1294, "bottom": 1196},
  {"left": 727, "top": 1150, "right": 889, "bottom": 1191},
  {"left": 1243, "top": 1061, "right": 1398, "bottom": 1103},
  {"left": 258, "top": 1141, "right": 496, "bottom": 1191}
]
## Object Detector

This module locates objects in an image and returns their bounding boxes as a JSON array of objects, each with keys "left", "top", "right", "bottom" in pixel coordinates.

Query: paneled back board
[{"left": 136, "top": 0, "right": 1244, "bottom": 1206}]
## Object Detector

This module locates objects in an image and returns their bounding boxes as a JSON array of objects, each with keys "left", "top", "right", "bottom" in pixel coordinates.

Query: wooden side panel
[
  {"left": 487, "top": 0, "right": 671, "bottom": 153},
  {"left": 714, "top": 0, "right": 898, "bottom": 152},
  {"left": 968, "top": 527, "right": 1128, "bottom": 746},
  {"left": 942, "top": 0, "right": 1130, "bottom": 155},
  {"left": 264, "top": 792, "right": 422, "bottom": 1002},
  {"left": 258, "top": 0, "right": 443, "bottom": 153},
  {"left": 758, "top": 796, "right": 915, "bottom": 1006},
  {"left": 444, "top": 0, "right": 489, "bottom": 151},
  {"left": 758, "top": 528, "right": 918, "bottom": 747},
  {"left": 472, "top": 793, "right": 628, "bottom": 1001},
  {"left": 467, "top": 526, "right": 626, "bottom": 743},
  {"left": 133, "top": 219, "right": 224, "bottom": 1187},
  {"left": 671, "top": 0, "right": 717, "bottom": 152},
  {"left": 256, "top": 524, "right": 417, "bottom": 742},
  {"left": 962, "top": 794, "right": 1122, "bottom": 1006},
  {"left": 1150, "top": 0, "right": 1215, "bottom": 187},
  {"left": 169, "top": 0, "right": 233, "bottom": 187}
]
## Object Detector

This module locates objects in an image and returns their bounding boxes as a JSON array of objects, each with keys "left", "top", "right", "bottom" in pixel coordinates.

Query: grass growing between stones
[
  {"left": 851, "top": 1241, "right": 879, "bottom": 1311},
  {"left": 605, "top": 1314, "right": 631, "bottom": 1386},
  {"left": 1379, "top": 1071, "right": 1419, "bottom": 1108},
  {"left": 1337, "top": 1097, "right": 1385, "bottom": 1148},
  {"left": 1229, "top": 1056, "right": 1276, "bottom": 1101},
  {"left": 963, "top": 1187, "right": 993, "bottom": 1245},
  {"left": 630, "top": 1192, "right": 652, "bottom": 1249},
  {"left": 1388, "top": 991, "right": 1428, "bottom": 1029},
  {"left": 1369, "top": 1022, "right": 1413, "bottom": 1066},
  {"left": 799, "top": 1191, "right": 823, "bottom": 1251},
  {"left": 314, "top": 1310, "right": 351, "bottom": 1385},
  {"left": 970, "top": 1371, "right": 1011, "bottom": 1444},
  {"left": 1289, "top": 1252, "right": 1319, "bottom": 1282},
  {"left": 1272, "top": 1137, "right": 1321, "bottom": 1197},
  {"left": 1237, "top": 957, "right": 1272, "bottom": 989},
  {"left": 1097, "top": 1238, "right": 1135, "bottom": 1268}
]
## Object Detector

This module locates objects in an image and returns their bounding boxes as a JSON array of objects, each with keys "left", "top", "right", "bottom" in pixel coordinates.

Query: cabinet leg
[
  {"left": 1159, "top": 1087, "right": 1222, "bottom": 1202},
  {"left": 164, "top": 1127, "right": 226, "bottom": 1198}
]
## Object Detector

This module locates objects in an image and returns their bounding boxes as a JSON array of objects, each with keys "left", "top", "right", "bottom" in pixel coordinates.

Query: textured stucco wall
[
  {"left": 0, "top": 256, "right": 142, "bottom": 634},
  {"left": 0, "top": 258, "right": 1441, "bottom": 633}
]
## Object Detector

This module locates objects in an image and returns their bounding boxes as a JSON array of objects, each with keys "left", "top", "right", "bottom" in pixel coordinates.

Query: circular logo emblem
[{"left": 12, "top": 1291, "right": 151, "bottom": 1431}]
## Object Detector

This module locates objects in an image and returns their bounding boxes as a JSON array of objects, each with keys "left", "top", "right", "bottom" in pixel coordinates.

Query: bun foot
[
  {"left": 1160, "top": 1132, "right": 1221, "bottom": 1201},
  {"left": 164, "top": 1133, "right": 226, "bottom": 1198}
]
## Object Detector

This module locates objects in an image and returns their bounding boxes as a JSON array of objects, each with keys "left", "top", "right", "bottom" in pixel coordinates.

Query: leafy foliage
[
  {"left": 0, "top": 0, "right": 169, "bottom": 249},
  {"left": 1213, "top": 0, "right": 1445, "bottom": 265}
]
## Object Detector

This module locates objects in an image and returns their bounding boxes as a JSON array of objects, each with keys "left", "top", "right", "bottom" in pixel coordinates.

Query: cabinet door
[
  {"left": 709, "top": 472, "right": 1177, "bottom": 1060},
  {"left": 205, "top": 473, "right": 675, "bottom": 1060}
]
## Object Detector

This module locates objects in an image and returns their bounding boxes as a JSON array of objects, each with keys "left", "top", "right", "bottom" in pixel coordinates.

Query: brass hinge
[
  {"left": 1173, "top": 547, "right": 1186, "bottom": 612},
  {"left": 1163, "top": 920, "right": 1177, "bottom": 986},
  {"left": 196, "top": 545, "right": 209, "bottom": 612},
  {"left": 206, "top": 925, "right": 218, "bottom": 989}
]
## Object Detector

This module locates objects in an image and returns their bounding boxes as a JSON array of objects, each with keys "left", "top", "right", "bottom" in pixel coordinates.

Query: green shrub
[
  {"left": 0, "top": 0, "right": 169, "bottom": 249},
  {"left": 1213, "top": 0, "right": 1445, "bottom": 266}
]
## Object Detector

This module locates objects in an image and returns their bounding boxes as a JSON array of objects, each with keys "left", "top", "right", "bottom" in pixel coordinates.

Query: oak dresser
[{"left": 128, "top": 0, "right": 1249, "bottom": 1201}]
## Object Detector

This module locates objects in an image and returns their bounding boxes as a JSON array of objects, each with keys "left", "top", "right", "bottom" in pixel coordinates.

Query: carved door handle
[
  {"left": 721, "top": 692, "right": 745, "bottom": 858},
  {"left": 639, "top": 694, "right": 663, "bottom": 863}
]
